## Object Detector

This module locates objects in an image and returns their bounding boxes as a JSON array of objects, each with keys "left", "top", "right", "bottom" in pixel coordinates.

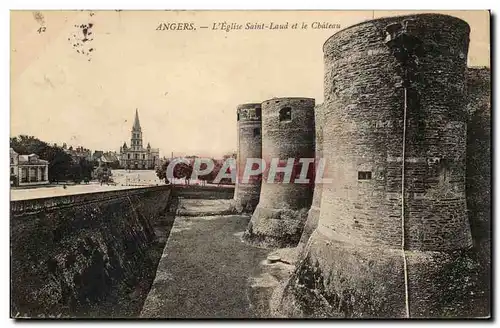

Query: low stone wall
[{"left": 10, "top": 185, "right": 171, "bottom": 317}]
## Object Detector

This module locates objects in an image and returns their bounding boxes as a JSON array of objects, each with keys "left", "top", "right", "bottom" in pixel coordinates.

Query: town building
[
  {"left": 64, "top": 145, "right": 92, "bottom": 163},
  {"left": 10, "top": 148, "right": 49, "bottom": 187},
  {"left": 93, "top": 151, "right": 120, "bottom": 169},
  {"left": 119, "top": 109, "right": 160, "bottom": 170}
]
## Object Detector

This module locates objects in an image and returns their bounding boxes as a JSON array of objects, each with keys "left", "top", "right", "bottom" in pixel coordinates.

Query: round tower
[
  {"left": 276, "top": 14, "right": 484, "bottom": 318},
  {"left": 465, "top": 66, "right": 491, "bottom": 314},
  {"left": 466, "top": 67, "right": 491, "bottom": 251},
  {"left": 297, "top": 102, "right": 324, "bottom": 251},
  {"left": 234, "top": 103, "right": 263, "bottom": 212},
  {"left": 243, "top": 97, "right": 315, "bottom": 248}
]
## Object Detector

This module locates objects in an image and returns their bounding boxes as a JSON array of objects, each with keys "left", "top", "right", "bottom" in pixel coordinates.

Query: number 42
[{"left": 37, "top": 27, "right": 46, "bottom": 34}]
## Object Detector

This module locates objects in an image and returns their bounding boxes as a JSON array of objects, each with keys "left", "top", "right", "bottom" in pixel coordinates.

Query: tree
[
  {"left": 81, "top": 159, "right": 94, "bottom": 181},
  {"left": 209, "top": 160, "right": 235, "bottom": 185},
  {"left": 155, "top": 158, "right": 194, "bottom": 185},
  {"left": 46, "top": 147, "right": 73, "bottom": 182},
  {"left": 69, "top": 158, "right": 94, "bottom": 184},
  {"left": 69, "top": 163, "right": 83, "bottom": 184},
  {"left": 95, "top": 164, "right": 112, "bottom": 185},
  {"left": 177, "top": 162, "right": 193, "bottom": 185},
  {"left": 197, "top": 162, "right": 210, "bottom": 186},
  {"left": 156, "top": 160, "right": 170, "bottom": 184},
  {"left": 10, "top": 135, "right": 46, "bottom": 155}
]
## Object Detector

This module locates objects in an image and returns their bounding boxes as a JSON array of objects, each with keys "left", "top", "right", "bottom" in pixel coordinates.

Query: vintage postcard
[{"left": 10, "top": 10, "right": 491, "bottom": 319}]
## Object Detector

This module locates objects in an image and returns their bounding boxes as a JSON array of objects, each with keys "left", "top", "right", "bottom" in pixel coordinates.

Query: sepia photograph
[{"left": 8, "top": 9, "right": 491, "bottom": 319}]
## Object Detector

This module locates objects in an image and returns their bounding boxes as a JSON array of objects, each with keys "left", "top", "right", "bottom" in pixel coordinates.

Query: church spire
[{"left": 133, "top": 108, "right": 141, "bottom": 131}]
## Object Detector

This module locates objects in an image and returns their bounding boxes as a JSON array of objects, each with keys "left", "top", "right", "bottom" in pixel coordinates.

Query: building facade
[
  {"left": 119, "top": 109, "right": 160, "bottom": 170},
  {"left": 64, "top": 146, "right": 92, "bottom": 163},
  {"left": 93, "top": 151, "right": 120, "bottom": 168},
  {"left": 10, "top": 148, "right": 49, "bottom": 186}
]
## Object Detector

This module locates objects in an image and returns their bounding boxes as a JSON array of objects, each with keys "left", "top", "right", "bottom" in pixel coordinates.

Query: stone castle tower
[
  {"left": 276, "top": 14, "right": 484, "bottom": 318},
  {"left": 465, "top": 66, "right": 491, "bottom": 313},
  {"left": 243, "top": 97, "right": 315, "bottom": 248},
  {"left": 233, "top": 103, "right": 263, "bottom": 212},
  {"left": 297, "top": 102, "right": 324, "bottom": 251}
]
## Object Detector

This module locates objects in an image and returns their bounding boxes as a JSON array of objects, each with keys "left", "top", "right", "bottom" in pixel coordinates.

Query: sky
[{"left": 10, "top": 10, "right": 490, "bottom": 158}]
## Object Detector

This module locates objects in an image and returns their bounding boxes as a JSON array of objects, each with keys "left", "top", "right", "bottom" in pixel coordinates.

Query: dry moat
[{"left": 11, "top": 185, "right": 298, "bottom": 318}]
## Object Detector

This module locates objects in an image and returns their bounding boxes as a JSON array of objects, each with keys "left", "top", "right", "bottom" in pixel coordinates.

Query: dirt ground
[{"left": 140, "top": 197, "right": 297, "bottom": 318}]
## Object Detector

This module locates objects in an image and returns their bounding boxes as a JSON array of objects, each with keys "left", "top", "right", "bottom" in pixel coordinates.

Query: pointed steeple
[{"left": 133, "top": 108, "right": 141, "bottom": 131}]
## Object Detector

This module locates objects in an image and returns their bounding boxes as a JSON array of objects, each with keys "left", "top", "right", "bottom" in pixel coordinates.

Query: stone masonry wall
[
  {"left": 234, "top": 103, "right": 263, "bottom": 212},
  {"left": 465, "top": 66, "right": 491, "bottom": 311},
  {"left": 466, "top": 67, "right": 491, "bottom": 247},
  {"left": 243, "top": 97, "right": 315, "bottom": 248},
  {"left": 172, "top": 185, "right": 234, "bottom": 200},
  {"left": 276, "top": 14, "right": 486, "bottom": 318},
  {"left": 319, "top": 13, "right": 471, "bottom": 251},
  {"left": 11, "top": 186, "right": 171, "bottom": 317},
  {"left": 298, "top": 103, "right": 324, "bottom": 250}
]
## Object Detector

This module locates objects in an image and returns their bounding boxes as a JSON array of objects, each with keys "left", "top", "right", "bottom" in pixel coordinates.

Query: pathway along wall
[
  {"left": 274, "top": 14, "right": 488, "bottom": 318},
  {"left": 243, "top": 97, "right": 315, "bottom": 248},
  {"left": 297, "top": 103, "right": 324, "bottom": 252},
  {"left": 234, "top": 103, "right": 263, "bottom": 212}
]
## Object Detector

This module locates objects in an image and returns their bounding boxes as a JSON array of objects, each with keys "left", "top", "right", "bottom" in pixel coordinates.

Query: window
[
  {"left": 253, "top": 128, "right": 260, "bottom": 137},
  {"left": 358, "top": 171, "right": 372, "bottom": 180},
  {"left": 237, "top": 113, "right": 240, "bottom": 121},
  {"left": 10, "top": 157, "right": 13, "bottom": 164},
  {"left": 279, "top": 107, "right": 292, "bottom": 122},
  {"left": 142, "top": 154, "right": 145, "bottom": 159},
  {"left": 21, "top": 168, "right": 28, "bottom": 183},
  {"left": 128, "top": 154, "right": 130, "bottom": 159},
  {"left": 135, "top": 154, "right": 138, "bottom": 159},
  {"left": 439, "top": 160, "right": 450, "bottom": 185},
  {"left": 30, "top": 167, "right": 37, "bottom": 182},
  {"left": 10, "top": 167, "right": 14, "bottom": 174}
]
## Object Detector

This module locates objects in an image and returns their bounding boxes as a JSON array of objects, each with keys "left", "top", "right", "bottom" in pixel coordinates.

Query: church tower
[{"left": 131, "top": 109, "right": 143, "bottom": 151}]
